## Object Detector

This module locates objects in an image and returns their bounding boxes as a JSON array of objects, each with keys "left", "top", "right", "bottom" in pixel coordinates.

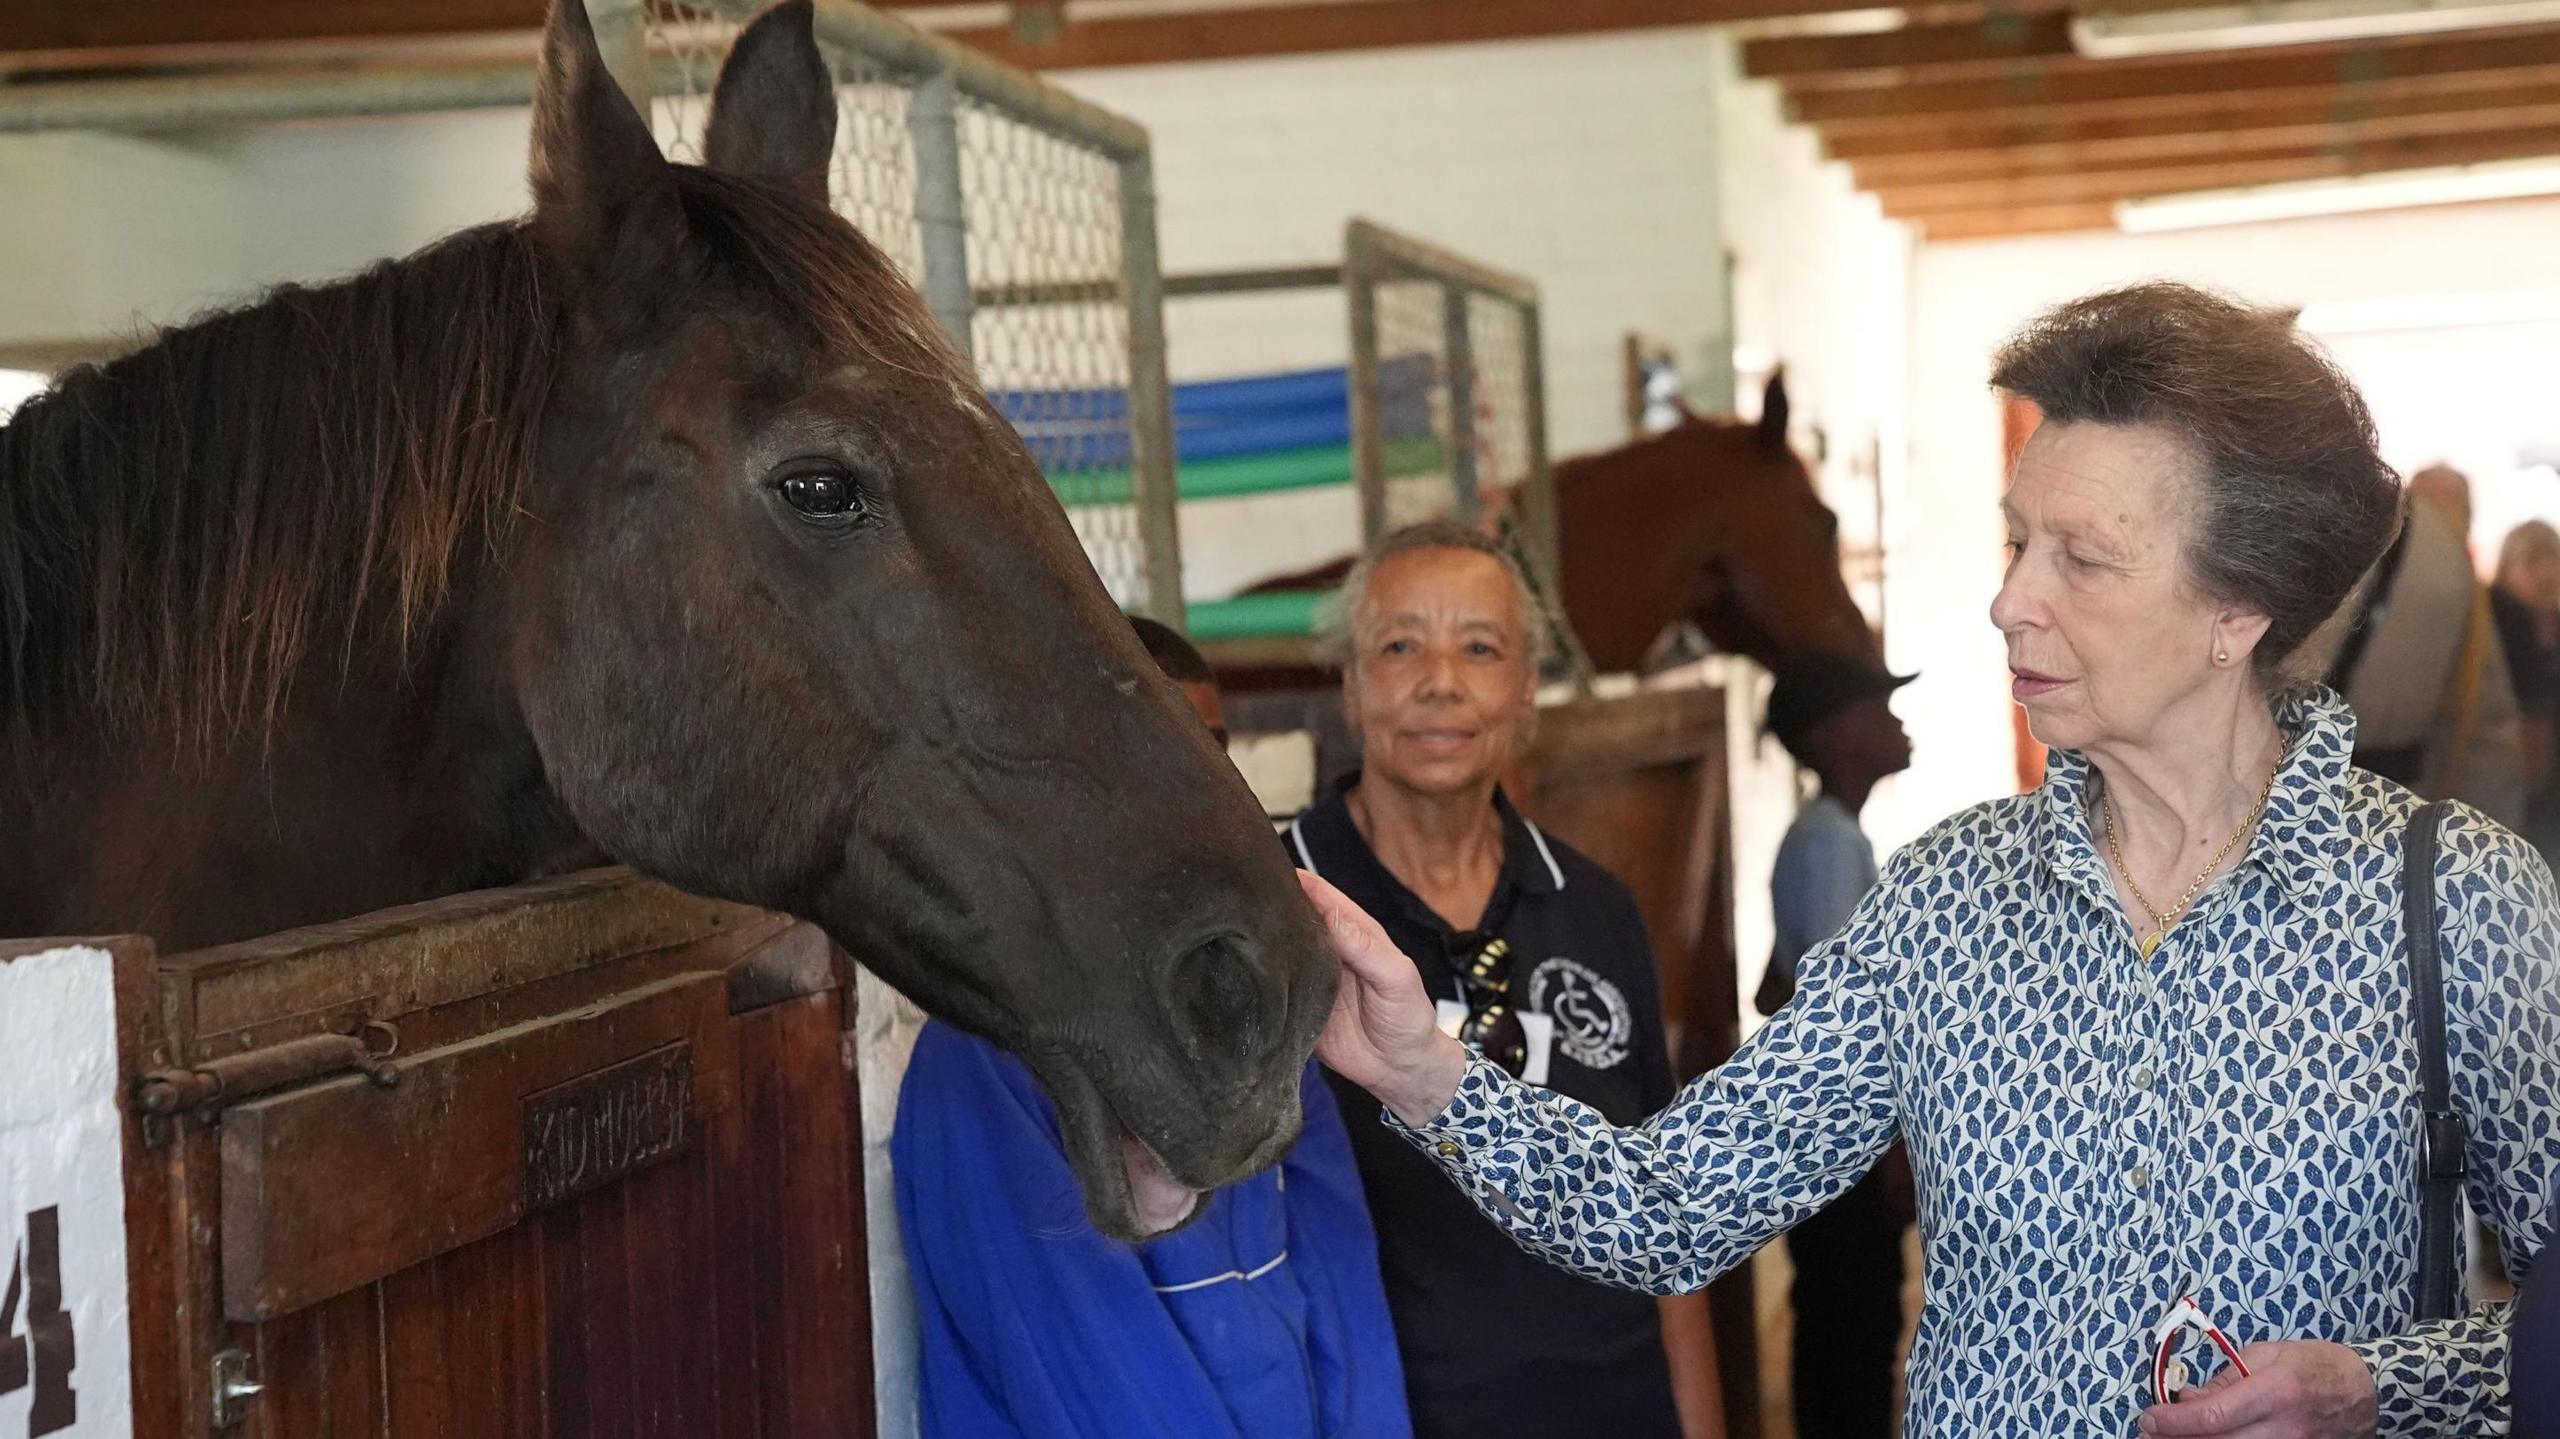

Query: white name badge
[
  {"left": 0, "top": 945, "right": 135, "bottom": 1439},
  {"left": 1433, "top": 999, "right": 1554, "bottom": 1086}
]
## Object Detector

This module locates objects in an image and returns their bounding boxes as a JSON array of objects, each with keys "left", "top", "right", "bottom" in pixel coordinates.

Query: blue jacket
[{"left": 894, "top": 1020, "right": 1411, "bottom": 1439}]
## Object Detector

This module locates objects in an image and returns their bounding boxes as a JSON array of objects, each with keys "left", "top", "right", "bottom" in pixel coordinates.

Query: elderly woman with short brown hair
[{"left": 1304, "top": 284, "right": 2560, "bottom": 1438}]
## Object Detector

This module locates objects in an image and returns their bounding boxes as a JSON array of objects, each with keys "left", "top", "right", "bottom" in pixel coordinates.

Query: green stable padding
[
  {"left": 1184, "top": 590, "right": 1332, "bottom": 641},
  {"left": 1050, "top": 435, "right": 1446, "bottom": 507}
]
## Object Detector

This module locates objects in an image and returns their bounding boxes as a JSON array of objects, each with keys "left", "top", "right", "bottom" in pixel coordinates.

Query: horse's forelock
[{"left": 671, "top": 166, "right": 970, "bottom": 389}]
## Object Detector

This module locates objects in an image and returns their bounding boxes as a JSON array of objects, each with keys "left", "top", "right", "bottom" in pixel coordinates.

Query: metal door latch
[
  {"left": 211, "top": 1348, "right": 262, "bottom": 1428},
  {"left": 133, "top": 1022, "right": 400, "bottom": 1144}
]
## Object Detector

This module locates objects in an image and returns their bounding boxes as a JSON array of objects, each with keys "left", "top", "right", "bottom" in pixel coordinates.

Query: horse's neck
[
  {"left": 1, "top": 607, "right": 584, "bottom": 951},
  {"left": 1555, "top": 444, "right": 1721, "bottom": 672}
]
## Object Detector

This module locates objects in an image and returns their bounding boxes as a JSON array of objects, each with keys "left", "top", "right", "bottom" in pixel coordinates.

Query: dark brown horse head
[
  {"left": 509, "top": 0, "right": 1331, "bottom": 1237},
  {"left": 0, "top": 0, "right": 1330, "bottom": 1240},
  {"left": 1558, "top": 371, "right": 1881, "bottom": 677}
]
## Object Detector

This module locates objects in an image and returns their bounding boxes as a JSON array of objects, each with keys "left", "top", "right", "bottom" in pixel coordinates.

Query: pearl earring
[{"left": 2216, "top": 650, "right": 2230, "bottom": 664}]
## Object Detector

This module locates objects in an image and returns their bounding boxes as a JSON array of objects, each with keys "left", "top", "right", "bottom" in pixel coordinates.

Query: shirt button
[
  {"left": 2129, "top": 1163, "right": 2152, "bottom": 1189},
  {"left": 2132, "top": 1064, "right": 2156, "bottom": 1089},
  {"left": 1435, "top": 1140, "right": 1462, "bottom": 1159}
]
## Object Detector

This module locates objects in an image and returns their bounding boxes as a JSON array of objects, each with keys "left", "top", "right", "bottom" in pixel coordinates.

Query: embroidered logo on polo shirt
[{"left": 1526, "top": 957, "right": 1632, "bottom": 1070}]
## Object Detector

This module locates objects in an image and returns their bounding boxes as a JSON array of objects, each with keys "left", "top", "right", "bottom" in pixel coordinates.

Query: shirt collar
[
  {"left": 2036, "top": 686, "right": 2356, "bottom": 910},
  {"left": 1289, "top": 771, "right": 1567, "bottom": 930}
]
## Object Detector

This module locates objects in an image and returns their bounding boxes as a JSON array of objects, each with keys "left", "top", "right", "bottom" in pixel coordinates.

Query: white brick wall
[{"left": 1055, "top": 31, "right": 1732, "bottom": 460}]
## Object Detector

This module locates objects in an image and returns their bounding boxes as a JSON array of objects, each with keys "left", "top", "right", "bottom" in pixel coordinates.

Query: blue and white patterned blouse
[{"left": 1391, "top": 687, "right": 2559, "bottom": 1436}]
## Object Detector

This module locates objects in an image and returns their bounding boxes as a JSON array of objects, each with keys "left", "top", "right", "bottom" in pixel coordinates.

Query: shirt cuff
[
  {"left": 1380, "top": 1054, "right": 1548, "bottom": 1213},
  {"left": 2345, "top": 1318, "right": 2503, "bottom": 1438}
]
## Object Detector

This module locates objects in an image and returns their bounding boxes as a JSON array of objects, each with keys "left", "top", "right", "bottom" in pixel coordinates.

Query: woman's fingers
[{"left": 1297, "top": 869, "right": 1472, "bottom": 1122}]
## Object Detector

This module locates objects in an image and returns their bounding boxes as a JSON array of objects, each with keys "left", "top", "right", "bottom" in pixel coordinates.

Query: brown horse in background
[
  {"left": 0, "top": 0, "right": 1325, "bottom": 1240},
  {"left": 1232, "top": 373, "right": 1880, "bottom": 684}
]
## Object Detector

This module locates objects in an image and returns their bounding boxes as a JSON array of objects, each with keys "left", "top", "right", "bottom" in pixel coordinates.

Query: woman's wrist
[{"left": 1380, "top": 1032, "right": 1473, "bottom": 1127}]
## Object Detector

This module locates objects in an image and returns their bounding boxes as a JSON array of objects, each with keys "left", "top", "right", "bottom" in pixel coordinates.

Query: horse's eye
[{"left": 780, "top": 471, "right": 860, "bottom": 519}]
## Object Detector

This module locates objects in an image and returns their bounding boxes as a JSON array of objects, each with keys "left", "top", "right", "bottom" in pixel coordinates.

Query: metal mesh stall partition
[
  {"left": 1341, "top": 220, "right": 1574, "bottom": 676},
  {"left": 1344, "top": 220, "right": 1555, "bottom": 585},
  {"left": 648, "top": 0, "right": 1182, "bottom": 624}
]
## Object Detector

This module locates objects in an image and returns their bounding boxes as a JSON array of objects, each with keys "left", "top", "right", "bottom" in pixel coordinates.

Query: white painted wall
[
  {"left": 1057, "top": 30, "right": 1733, "bottom": 456},
  {"left": 0, "top": 133, "right": 251, "bottom": 365},
  {"left": 0, "top": 111, "right": 540, "bottom": 371},
  {"left": 1695, "top": 41, "right": 1927, "bottom": 1020}
]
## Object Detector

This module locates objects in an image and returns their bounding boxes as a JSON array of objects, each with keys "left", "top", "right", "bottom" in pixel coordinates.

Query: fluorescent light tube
[
  {"left": 2073, "top": 0, "right": 2560, "bottom": 57},
  {"left": 2114, "top": 156, "right": 2560, "bottom": 231}
]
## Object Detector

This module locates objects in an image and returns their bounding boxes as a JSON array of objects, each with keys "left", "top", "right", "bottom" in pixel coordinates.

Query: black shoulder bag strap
[{"left": 2401, "top": 799, "right": 2470, "bottom": 1323}]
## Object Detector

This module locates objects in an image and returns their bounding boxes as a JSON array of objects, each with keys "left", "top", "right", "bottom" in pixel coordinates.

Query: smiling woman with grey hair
[
  {"left": 1285, "top": 517, "right": 1718, "bottom": 1439},
  {"left": 1300, "top": 284, "right": 2560, "bottom": 1439}
]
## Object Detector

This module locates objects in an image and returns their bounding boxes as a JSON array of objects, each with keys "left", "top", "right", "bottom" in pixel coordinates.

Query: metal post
[
  {"left": 1346, "top": 270, "right": 1387, "bottom": 548},
  {"left": 584, "top": 0, "right": 656, "bottom": 118},
  {"left": 1695, "top": 247, "right": 1740, "bottom": 415},
  {"left": 1117, "top": 150, "right": 1187, "bottom": 629},
  {"left": 1519, "top": 299, "right": 1560, "bottom": 590},
  {"left": 1441, "top": 282, "right": 1481, "bottom": 524},
  {"left": 910, "top": 68, "right": 975, "bottom": 362}
]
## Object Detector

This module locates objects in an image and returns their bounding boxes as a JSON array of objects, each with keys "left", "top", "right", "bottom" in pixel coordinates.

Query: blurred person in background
[
  {"left": 2493, "top": 519, "right": 2560, "bottom": 860},
  {"left": 1756, "top": 656, "right": 1918, "bottom": 1439},
  {"left": 2312, "top": 463, "right": 2527, "bottom": 830}
]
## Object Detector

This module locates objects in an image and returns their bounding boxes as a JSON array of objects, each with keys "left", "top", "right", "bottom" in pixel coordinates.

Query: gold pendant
[{"left": 2140, "top": 932, "right": 2165, "bottom": 959}]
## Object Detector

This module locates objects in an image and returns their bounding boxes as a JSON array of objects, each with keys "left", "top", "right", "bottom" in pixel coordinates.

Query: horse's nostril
[{"left": 1167, "top": 933, "right": 1272, "bottom": 1055}]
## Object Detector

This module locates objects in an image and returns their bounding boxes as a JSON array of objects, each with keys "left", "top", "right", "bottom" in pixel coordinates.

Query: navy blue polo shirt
[{"left": 1289, "top": 773, "right": 1680, "bottom": 1439}]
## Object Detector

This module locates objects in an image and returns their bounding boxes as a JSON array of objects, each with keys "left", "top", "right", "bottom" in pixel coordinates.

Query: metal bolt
[{"left": 212, "top": 1349, "right": 263, "bottom": 1428}]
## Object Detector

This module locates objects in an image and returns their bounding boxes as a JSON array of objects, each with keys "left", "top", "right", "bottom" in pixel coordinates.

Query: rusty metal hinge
[{"left": 133, "top": 1023, "right": 399, "bottom": 1145}]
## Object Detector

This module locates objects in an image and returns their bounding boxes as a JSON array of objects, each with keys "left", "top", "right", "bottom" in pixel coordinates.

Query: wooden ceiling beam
[
  {"left": 0, "top": 0, "right": 1967, "bottom": 72},
  {"left": 1748, "top": 8, "right": 2556, "bottom": 88},
  {"left": 1744, "top": 14, "right": 2073, "bottom": 82},
  {"left": 1820, "top": 74, "right": 2560, "bottom": 157},
  {"left": 1871, "top": 124, "right": 2560, "bottom": 214},
  {"left": 0, "top": 0, "right": 543, "bottom": 65},
  {"left": 1791, "top": 24, "right": 2560, "bottom": 125},
  {"left": 931, "top": 0, "right": 1900, "bottom": 71},
  {"left": 1914, "top": 201, "right": 2118, "bottom": 239},
  {"left": 1845, "top": 91, "right": 2560, "bottom": 183}
]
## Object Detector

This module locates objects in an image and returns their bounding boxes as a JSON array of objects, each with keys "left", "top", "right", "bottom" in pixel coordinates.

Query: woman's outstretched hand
[{"left": 1299, "top": 870, "right": 1471, "bottom": 1125}]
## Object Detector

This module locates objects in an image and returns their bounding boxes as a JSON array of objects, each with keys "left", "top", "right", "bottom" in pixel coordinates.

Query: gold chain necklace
[{"left": 2103, "top": 758, "right": 2283, "bottom": 958}]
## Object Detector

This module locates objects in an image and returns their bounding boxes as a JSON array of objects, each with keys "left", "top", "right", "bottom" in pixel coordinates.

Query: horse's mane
[
  {"left": 1555, "top": 411, "right": 1780, "bottom": 490},
  {"left": 0, "top": 165, "right": 958, "bottom": 752}
]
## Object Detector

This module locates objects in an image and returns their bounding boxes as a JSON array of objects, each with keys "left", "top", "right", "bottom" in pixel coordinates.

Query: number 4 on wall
[{"left": 0, "top": 1207, "right": 77, "bottom": 1437}]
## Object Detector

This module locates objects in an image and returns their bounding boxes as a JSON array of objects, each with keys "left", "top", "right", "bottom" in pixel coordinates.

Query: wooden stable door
[
  {"left": 1512, "top": 680, "right": 1759, "bottom": 1439},
  {"left": 125, "top": 872, "right": 872, "bottom": 1439}
]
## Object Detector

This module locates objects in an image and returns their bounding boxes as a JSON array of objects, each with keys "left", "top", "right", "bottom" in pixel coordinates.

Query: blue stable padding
[{"left": 993, "top": 354, "right": 1437, "bottom": 480}]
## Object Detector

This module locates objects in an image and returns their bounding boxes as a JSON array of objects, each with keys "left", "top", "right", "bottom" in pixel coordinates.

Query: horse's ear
[
  {"left": 704, "top": 0, "right": 836, "bottom": 209},
  {"left": 530, "top": 0, "right": 684, "bottom": 295},
  {"left": 1756, "top": 369, "right": 1791, "bottom": 453}
]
